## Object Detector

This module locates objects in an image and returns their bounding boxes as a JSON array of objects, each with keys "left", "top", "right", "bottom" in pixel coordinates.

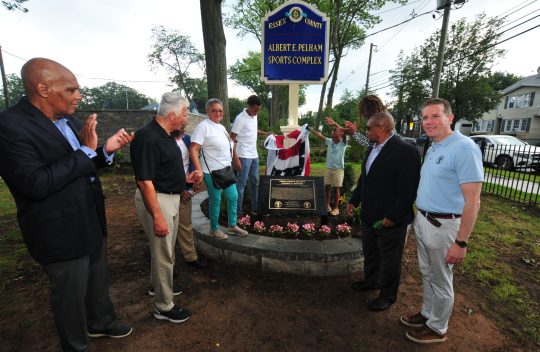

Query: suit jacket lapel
[
  {"left": 368, "top": 135, "right": 397, "bottom": 174},
  {"left": 21, "top": 102, "right": 73, "bottom": 151}
]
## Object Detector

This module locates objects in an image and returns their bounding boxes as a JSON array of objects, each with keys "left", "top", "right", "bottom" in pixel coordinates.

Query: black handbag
[{"left": 201, "top": 133, "right": 236, "bottom": 190}]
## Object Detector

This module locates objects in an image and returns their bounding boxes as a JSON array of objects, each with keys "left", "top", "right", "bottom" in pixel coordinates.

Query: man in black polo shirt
[{"left": 130, "top": 92, "right": 201, "bottom": 324}]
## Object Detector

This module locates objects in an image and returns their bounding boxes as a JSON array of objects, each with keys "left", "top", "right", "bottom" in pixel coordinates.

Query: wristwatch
[{"left": 455, "top": 239, "right": 468, "bottom": 248}]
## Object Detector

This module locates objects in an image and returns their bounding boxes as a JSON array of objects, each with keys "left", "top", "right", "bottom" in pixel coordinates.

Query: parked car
[
  {"left": 470, "top": 135, "right": 540, "bottom": 171},
  {"left": 399, "top": 135, "right": 416, "bottom": 145}
]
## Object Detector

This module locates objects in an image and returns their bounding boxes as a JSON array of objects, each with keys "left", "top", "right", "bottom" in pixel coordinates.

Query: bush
[{"left": 342, "top": 163, "right": 356, "bottom": 196}]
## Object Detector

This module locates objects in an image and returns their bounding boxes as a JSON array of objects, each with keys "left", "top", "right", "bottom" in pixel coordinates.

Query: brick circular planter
[{"left": 191, "top": 192, "right": 363, "bottom": 277}]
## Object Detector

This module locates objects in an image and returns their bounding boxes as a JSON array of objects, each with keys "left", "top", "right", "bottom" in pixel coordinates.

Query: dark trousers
[
  {"left": 362, "top": 224, "right": 408, "bottom": 302},
  {"left": 44, "top": 240, "right": 116, "bottom": 352}
]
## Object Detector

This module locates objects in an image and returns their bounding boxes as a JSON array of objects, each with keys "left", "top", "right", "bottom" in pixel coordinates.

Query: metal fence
[{"left": 480, "top": 144, "right": 540, "bottom": 206}]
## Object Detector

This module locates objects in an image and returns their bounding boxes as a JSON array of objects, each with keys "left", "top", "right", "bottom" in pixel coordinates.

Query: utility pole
[
  {"left": 364, "top": 43, "right": 375, "bottom": 93},
  {"left": 432, "top": 0, "right": 451, "bottom": 98},
  {"left": 0, "top": 45, "right": 10, "bottom": 108}
]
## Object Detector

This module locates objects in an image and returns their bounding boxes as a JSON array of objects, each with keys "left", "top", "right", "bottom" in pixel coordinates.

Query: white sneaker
[
  {"left": 228, "top": 226, "right": 248, "bottom": 237},
  {"left": 209, "top": 229, "right": 228, "bottom": 240}
]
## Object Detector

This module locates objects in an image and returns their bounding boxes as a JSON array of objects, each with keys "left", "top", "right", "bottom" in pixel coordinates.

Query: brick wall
[{"left": 73, "top": 110, "right": 206, "bottom": 162}]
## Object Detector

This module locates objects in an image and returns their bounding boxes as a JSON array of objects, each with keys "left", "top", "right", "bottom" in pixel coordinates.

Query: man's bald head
[
  {"left": 20, "top": 58, "right": 81, "bottom": 120},
  {"left": 21, "top": 58, "right": 75, "bottom": 97},
  {"left": 369, "top": 112, "right": 395, "bottom": 133}
]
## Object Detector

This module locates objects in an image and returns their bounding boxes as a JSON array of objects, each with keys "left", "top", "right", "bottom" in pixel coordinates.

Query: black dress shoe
[
  {"left": 187, "top": 259, "right": 207, "bottom": 269},
  {"left": 351, "top": 281, "right": 377, "bottom": 292},
  {"left": 368, "top": 297, "right": 394, "bottom": 311}
]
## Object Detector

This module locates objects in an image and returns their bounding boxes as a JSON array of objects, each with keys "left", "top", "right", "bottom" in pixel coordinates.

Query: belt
[
  {"left": 419, "top": 209, "right": 461, "bottom": 219},
  {"left": 158, "top": 191, "right": 181, "bottom": 195}
]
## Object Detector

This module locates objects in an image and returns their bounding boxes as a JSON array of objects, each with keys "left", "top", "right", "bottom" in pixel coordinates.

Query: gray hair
[
  {"left": 158, "top": 92, "right": 189, "bottom": 116},
  {"left": 205, "top": 98, "right": 223, "bottom": 110}
]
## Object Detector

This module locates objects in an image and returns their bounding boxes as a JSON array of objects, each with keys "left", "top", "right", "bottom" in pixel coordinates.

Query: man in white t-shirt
[{"left": 230, "top": 95, "right": 271, "bottom": 215}]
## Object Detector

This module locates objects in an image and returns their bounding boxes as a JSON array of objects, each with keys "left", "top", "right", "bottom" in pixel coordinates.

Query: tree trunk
[
  {"left": 200, "top": 0, "right": 230, "bottom": 129},
  {"left": 325, "top": 52, "right": 342, "bottom": 111}
]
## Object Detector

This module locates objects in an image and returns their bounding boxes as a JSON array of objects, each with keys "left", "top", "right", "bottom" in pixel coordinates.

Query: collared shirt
[
  {"left": 130, "top": 118, "right": 186, "bottom": 194},
  {"left": 416, "top": 131, "right": 484, "bottom": 214},
  {"left": 231, "top": 108, "right": 258, "bottom": 158},
  {"left": 366, "top": 133, "right": 393, "bottom": 173}
]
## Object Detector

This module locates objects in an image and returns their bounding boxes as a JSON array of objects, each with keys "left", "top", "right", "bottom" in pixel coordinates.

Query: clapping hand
[
  {"left": 105, "top": 128, "right": 134, "bottom": 154},
  {"left": 79, "top": 113, "right": 98, "bottom": 151}
]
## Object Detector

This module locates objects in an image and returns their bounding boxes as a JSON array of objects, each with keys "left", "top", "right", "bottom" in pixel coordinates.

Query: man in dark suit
[
  {"left": 347, "top": 111, "right": 421, "bottom": 311},
  {"left": 0, "top": 58, "right": 133, "bottom": 351}
]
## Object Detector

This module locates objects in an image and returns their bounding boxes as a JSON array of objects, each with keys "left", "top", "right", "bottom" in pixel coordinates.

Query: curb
[{"left": 192, "top": 191, "right": 364, "bottom": 277}]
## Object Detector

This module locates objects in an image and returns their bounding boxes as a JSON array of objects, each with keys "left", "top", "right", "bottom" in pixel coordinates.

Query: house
[{"left": 472, "top": 68, "right": 540, "bottom": 145}]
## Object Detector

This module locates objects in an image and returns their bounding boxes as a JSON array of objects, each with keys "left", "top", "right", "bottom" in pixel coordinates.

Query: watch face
[{"left": 455, "top": 240, "right": 467, "bottom": 248}]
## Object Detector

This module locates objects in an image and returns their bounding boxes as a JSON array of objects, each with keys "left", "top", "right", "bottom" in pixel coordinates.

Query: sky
[{"left": 1, "top": 0, "right": 539, "bottom": 113}]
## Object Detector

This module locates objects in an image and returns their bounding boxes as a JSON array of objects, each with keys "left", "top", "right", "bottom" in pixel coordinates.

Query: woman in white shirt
[{"left": 189, "top": 98, "right": 248, "bottom": 240}]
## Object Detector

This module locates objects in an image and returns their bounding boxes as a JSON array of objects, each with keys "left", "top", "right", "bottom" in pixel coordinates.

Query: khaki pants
[
  {"left": 135, "top": 189, "right": 180, "bottom": 312},
  {"left": 177, "top": 196, "right": 198, "bottom": 262}
]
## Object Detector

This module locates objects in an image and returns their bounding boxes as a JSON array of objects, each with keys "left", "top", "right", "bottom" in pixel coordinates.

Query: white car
[{"left": 470, "top": 135, "right": 540, "bottom": 171}]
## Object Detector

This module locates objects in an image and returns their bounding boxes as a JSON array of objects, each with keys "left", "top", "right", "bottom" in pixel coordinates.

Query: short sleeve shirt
[
  {"left": 191, "top": 118, "right": 234, "bottom": 173},
  {"left": 231, "top": 108, "right": 258, "bottom": 158},
  {"left": 130, "top": 119, "right": 186, "bottom": 193},
  {"left": 324, "top": 138, "right": 347, "bottom": 169},
  {"left": 416, "top": 131, "right": 484, "bottom": 214}
]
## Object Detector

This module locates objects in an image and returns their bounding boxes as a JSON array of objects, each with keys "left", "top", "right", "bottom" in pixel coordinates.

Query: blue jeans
[
  {"left": 203, "top": 173, "right": 238, "bottom": 231},
  {"left": 236, "top": 157, "right": 259, "bottom": 215}
]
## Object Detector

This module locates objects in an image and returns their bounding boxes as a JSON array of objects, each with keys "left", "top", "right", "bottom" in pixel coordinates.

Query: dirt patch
[{"left": 0, "top": 174, "right": 524, "bottom": 351}]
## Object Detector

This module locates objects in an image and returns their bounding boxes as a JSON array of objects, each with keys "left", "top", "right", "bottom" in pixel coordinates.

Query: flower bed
[{"left": 201, "top": 198, "right": 358, "bottom": 241}]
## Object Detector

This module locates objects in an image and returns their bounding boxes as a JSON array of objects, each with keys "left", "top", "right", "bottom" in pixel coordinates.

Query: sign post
[{"left": 261, "top": 1, "right": 330, "bottom": 134}]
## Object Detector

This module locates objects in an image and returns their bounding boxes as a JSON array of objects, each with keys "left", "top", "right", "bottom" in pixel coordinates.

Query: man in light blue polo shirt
[{"left": 400, "top": 98, "right": 483, "bottom": 344}]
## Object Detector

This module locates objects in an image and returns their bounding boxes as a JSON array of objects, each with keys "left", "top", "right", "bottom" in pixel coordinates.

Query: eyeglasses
[
  {"left": 210, "top": 109, "right": 224, "bottom": 114},
  {"left": 366, "top": 124, "right": 384, "bottom": 131}
]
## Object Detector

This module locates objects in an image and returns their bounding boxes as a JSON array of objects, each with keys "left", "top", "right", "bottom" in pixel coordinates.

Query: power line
[{"left": 446, "top": 23, "right": 540, "bottom": 66}]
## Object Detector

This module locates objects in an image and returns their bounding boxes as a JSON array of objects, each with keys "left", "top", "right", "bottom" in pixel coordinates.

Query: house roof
[{"left": 502, "top": 71, "right": 540, "bottom": 95}]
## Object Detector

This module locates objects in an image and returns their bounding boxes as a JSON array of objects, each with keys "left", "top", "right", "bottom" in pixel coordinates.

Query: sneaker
[
  {"left": 88, "top": 321, "right": 132, "bottom": 338},
  {"left": 406, "top": 326, "right": 446, "bottom": 344},
  {"left": 329, "top": 208, "right": 340, "bottom": 216},
  {"left": 148, "top": 285, "right": 183, "bottom": 296},
  {"left": 153, "top": 305, "right": 192, "bottom": 324},
  {"left": 228, "top": 226, "right": 248, "bottom": 237},
  {"left": 209, "top": 229, "right": 228, "bottom": 240},
  {"left": 327, "top": 205, "right": 331, "bottom": 212},
  {"left": 400, "top": 312, "right": 427, "bottom": 328}
]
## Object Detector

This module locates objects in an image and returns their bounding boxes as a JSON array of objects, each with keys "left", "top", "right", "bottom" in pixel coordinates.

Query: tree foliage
[
  {"left": 0, "top": 73, "right": 25, "bottom": 108},
  {"left": 148, "top": 25, "right": 206, "bottom": 104},
  {"left": 225, "top": 0, "right": 404, "bottom": 129},
  {"left": 1, "top": 0, "right": 28, "bottom": 12},
  {"left": 390, "top": 14, "right": 508, "bottom": 122},
  {"left": 77, "top": 82, "right": 153, "bottom": 110}
]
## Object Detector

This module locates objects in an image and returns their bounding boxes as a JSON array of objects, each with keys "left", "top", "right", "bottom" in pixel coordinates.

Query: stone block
[{"left": 261, "top": 257, "right": 305, "bottom": 275}]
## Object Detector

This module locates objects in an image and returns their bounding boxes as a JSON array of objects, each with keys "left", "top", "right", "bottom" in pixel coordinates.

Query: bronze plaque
[{"left": 269, "top": 178, "right": 316, "bottom": 210}]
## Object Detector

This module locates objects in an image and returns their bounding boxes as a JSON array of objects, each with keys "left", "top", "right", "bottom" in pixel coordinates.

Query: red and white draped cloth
[{"left": 264, "top": 124, "right": 310, "bottom": 176}]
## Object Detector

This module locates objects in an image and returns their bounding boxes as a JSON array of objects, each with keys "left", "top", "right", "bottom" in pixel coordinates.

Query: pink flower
[
  {"left": 302, "top": 223, "right": 316, "bottom": 236},
  {"left": 269, "top": 225, "right": 283, "bottom": 236},
  {"left": 238, "top": 215, "right": 251, "bottom": 229},
  {"left": 286, "top": 222, "right": 300, "bottom": 235},
  {"left": 253, "top": 221, "right": 266, "bottom": 233},
  {"left": 319, "top": 225, "right": 331, "bottom": 234},
  {"left": 336, "top": 223, "right": 352, "bottom": 236}
]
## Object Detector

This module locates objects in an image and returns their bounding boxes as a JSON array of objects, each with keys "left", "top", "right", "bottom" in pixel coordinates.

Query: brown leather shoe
[
  {"left": 400, "top": 312, "right": 427, "bottom": 328},
  {"left": 406, "top": 326, "right": 446, "bottom": 344}
]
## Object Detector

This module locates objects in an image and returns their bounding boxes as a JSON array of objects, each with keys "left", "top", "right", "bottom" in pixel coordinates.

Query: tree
[
  {"left": 486, "top": 71, "right": 521, "bottom": 92},
  {"left": 2, "top": 0, "right": 28, "bottom": 12},
  {"left": 0, "top": 73, "right": 25, "bottom": 108},
  {"left": 390, "top": 14, "right": 507, "bottom": 123},
  {"left": 200, "top": 0, "right": 231, "bottom": 129},
  {"left": 77, "top": 82, "right": 152, "bottom": 110},
  {"left": 148, "top": 25, "right": 206, "bottom": 104},
  {"left": 225, "top": 0, "right": 404, "bottom": 129}
]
